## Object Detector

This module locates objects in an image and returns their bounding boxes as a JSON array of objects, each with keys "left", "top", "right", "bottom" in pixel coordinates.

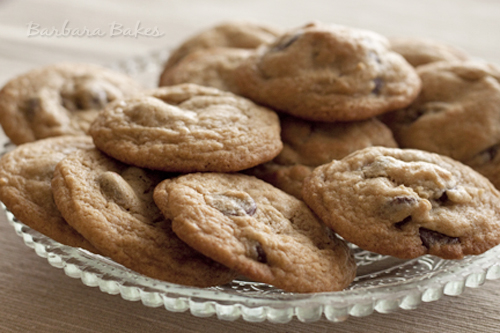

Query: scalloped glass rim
[
  {"left": 5, "top": 204, "right": 500, "bottom": 323},
  {"left": 3, "top": 51, "right": 500, "bottom": 323}
]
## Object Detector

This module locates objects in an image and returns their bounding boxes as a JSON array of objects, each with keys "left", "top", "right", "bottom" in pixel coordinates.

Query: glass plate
[{"left": 3, "top": 52, "right": 500, "bottom": 324}]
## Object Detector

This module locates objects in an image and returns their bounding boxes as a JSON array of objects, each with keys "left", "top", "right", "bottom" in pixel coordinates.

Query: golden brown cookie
[
  {"left": 0, "top": 136, "right": 98, "bottom": 252},
  {"left": 274, "top": 115, "right": 398, "bottom": 166},
  {"left": 303, "top": 147, "right": 500, "bottom": 259},
  {"left": 381, "top": 60, "right": 500, "bottom": 162},
  {"left": 0, "top": 63, "right": 142, "bottom": 145},
  {"left": 464, "top": 143, "right": 500, "bottom": 190},
  {"left": 159, "top": 47, "right": 252, "bottom": 94},
  {"left": 163, "top": 21, "right": 283, "bottom": 72},
  {"left": 51, "top": 148, "right": 236, "bottom": 287},
  {"left": 234, "top": 22, "right": 421, "bottom": 122},
  {"left": 154, "top": 172, "right": 356, "bottom": 293},
  {"left": 89, "top": 84, "right": 283, "bottom": 173},
  {"left": 244, "top": 163, "right": 313, "bottom": 200},
  {"left": 389, "top": 37, "right": 470, "bottom": 67},
  {"left": 245, "top": 115, "right": 398, "bottom": 199}
]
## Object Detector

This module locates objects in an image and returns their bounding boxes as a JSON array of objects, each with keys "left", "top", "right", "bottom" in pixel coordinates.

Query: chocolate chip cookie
[
  {"left": 234, "top": 22, "right": 421, "bottom": 122},
  {"left": 51, "top": 148, "right": 236, "bottom": 287},
  {"left": 464, "top": 144, "right": 500, "bottom": 190},
  {"left": 89, "top": 84, "right": 283, "bottom": 173},
  {"left": 154, "top": 172, "right": 356, "bottom": 293},
  {"left": 0, "top": 63, "right": 143, "bottom": 145},
  {"left": 244, "top": 163, "right": 313, "bottom": 200},
  {"left": 389, "top": 37, "right": 470, "bottom": 67},
  {"left": 381, "top": 60, "right": 500, "bottom": 162},
  {"left": 245, "top": 115, "right": 398, "bottom": 199},
  {"left": 0, "top": 136, "right": 98, "bottom": 252},
  {"left": 159, "top": 47, "right": 252, "bottom": 94},
  {"left": 163, "top": 21, "right": 283, "bottom": 72},
  {"left": 303, "top": 147, "right": 500, "bottom": 259}
]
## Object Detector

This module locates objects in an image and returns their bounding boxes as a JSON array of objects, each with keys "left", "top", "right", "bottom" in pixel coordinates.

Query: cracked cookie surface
[
  {"left": 381, "top": 61, "right": 500, "bottom": 163},
  {"left": 51, "top": 148, "right": 236, "bottom": 287},
  {"left": 162, "top": 21, "right": 283, "bottom": 72},
  {"left": 302, "top": 147, "right": 500, "bottom": 259},
  {"left": 154, "top": 172, "right": 356, "bottom": 293},
  {"left": 0, "top": 63, "right": 142, "bottom": 145},
  {"left": 245, "top": 114, "right": 397, "bottom": 199},
  {"left": 234, "top": 22, "right": 421, "bottom": 122},
  {"left": 389, "top": 37, "right": 470, "bottom": 67},
  {"left": 0, "top": 136, "right": 97, "bottom": 252},
  {"left": 159, "top": 47, "right": 252, "bottom": 94},
  {"left": 89, "top": 84, "right": 283, "bottom": 172}
]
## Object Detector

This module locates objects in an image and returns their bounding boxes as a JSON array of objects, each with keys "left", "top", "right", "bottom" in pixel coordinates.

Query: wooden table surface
[{"left": 1, "top": 1, "right": 500, "bottom": 332}]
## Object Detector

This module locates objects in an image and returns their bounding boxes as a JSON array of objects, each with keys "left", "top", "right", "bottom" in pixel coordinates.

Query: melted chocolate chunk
[
  {"left": 368, "top": 51, "right": 382, "bottom": 64},
  {"left": 245, "top": 201, "right": 257, "bottom": 216},
  {"left": 86, "top": 89, "right": 108, "bottom": 109},
  {"left": 98, "top": 171, "right": 139, "bottom": 210},
  {"left": 419, "top": 228, "right": 460, "bottom": 249},
  {"left": 478, "top": 143, "right": 500, "bottom": 163},
  {"left": 151, "top": 214, "right": 165, "bottom": 224},
  {"left": 391, "top": 196, "right": 417, "bottom": 206},
  {"left": 255, "top": 243, "right": 267, "bottom": 263},
  {"left": 206, "top": 191, "right": 257, "bottom": 217},
  {"left": 388, "top": 197, "right": 417, "bottom": 227},
  {"left": 436, "top": 191, "right": 449, "bottom": 205},
  {"left": 23, "top": 97, "right": 41, "bottom": 122},
  {"left": 271, "top": 33, "right": 301, "bottom": 52},
  {"left": 401, "top": 106, "right": 427, "bottom": 124},
  {"left": 402, "top": 102, "right": 448, "bottom": 124},
  {"left": 74, "top": 96, "right": 86, "bottom": 110},
  {"left": 394, "top": 215, "right": 412, "bottom": 230},
  {"left": 371, "top": 77, "right": 383, "bottom": 95},
  {"left": 61, "top": 89, "right": 108, "bottom": 111}
]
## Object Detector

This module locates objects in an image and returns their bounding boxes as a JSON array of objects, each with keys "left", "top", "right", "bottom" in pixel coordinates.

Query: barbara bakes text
[{"left": 26, "top": 20, "right": 164, "bottom": 38}]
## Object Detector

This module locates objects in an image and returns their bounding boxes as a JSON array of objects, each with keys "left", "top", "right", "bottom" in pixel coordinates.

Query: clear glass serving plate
[{"left": 3, "top": 51, "right": 500, "bottom": 324}]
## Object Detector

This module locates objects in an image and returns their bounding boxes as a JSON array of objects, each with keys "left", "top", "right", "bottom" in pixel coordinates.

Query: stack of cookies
[{"left": 1, "top": 20, "right": 500, "bottom": 294}]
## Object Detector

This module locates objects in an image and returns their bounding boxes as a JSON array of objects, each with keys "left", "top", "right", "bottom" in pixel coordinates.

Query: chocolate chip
[
  {"left": 391, "top": 196, "right": 417, "bottom": 206},
  {"left": 371, "top": 77, "right": 383, "bottom": 95},
  {"left": 436, "top": 191, "right": 449, "bottom": 205},
  {"left": 62, "top": 89, "right": 108, "bottom": 111},
  {"left": 98, "top": 171, "right": 140, "bottom": 210},
  {"left": 478, "top": 143, "right": 500, "bottom": 163},
  {"left": 75, "top": 96, "right": 86, "bottom": 110},
  {"left": 206, "top": 191, "right": 257, "bottom": 217},
  {"left": 86, "top": 89, "right": 108, "bottom": 109},
  {"left": 386, "top": 196, "right": 418, "bottom": 224},
  {"left": 23, "top": 97, "right": 41, "bottom": 121},
  {"left": 400, "top": 106, "right": 426, "bottom": 124},
  {"left": 245, "top": 202, "right": 257, "bottom": 216},
  {"left": 255, "top": 243, "right": 267, "bottom": 263},
  {"left": 151, "top": 214, "right": 165, "bottom": 224},
  {"left": 419, "top": 227, "right": 460, "bottom": 249},
  {"left": 394, "top": 215, "right": 412, "bottom": 230},
  {"left": 401, "top": 102, "right": 448, "bottom": 124},
  {"left": 271, "top": 33, "right": 301, "bottom": 52},
  {"left": 368, "top": 51, "right": 382, "bottom": 64},
  {"left": 77, "top": 89, "right": 108, "bottom": 110}
]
